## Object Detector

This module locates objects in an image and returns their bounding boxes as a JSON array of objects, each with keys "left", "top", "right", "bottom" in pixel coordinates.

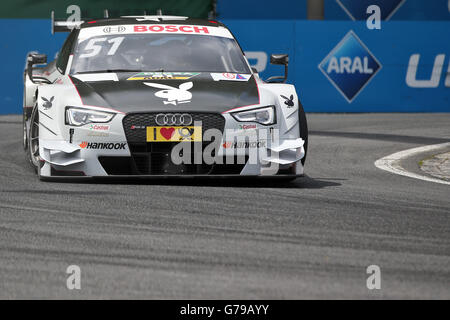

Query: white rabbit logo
[
  {"left": 41, "top": 96, "right": 54, "bottom": 110},
  {"left": 144, "top": 81, "right": 193, "bottom": 105}
]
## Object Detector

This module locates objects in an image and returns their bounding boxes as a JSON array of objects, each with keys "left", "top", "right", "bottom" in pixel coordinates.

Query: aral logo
[
  {"left": 319, "top": 31, "right": 381, "bottom": 103},
  {"left": 336, "top": 0, "right": 405, "bottom": 20}
]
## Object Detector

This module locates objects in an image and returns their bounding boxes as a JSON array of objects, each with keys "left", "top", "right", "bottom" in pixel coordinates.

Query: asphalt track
[{"left": 0, "top": 113, "right": 449, "bottom": 299}]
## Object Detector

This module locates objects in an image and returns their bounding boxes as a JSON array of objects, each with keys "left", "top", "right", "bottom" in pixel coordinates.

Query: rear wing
[
  {"left": 51, "top": 11, "right": 83, "bottom": 34},
  {"left": 50, "top": 9, "right": 181, "bottom": 34}
]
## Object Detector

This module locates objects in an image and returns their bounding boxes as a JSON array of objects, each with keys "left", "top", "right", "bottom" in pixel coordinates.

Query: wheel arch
[{"left": 298, "top": 99, "right": 308, "bottom": 166}]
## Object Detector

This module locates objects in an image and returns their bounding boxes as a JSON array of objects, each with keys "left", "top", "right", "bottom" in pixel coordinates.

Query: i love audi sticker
[{"left": 146, "top": 126, "right": 202, "bottom": 142}]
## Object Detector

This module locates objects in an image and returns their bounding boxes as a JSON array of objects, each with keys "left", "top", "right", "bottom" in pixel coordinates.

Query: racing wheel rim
[
  {"left": 23, "top": 116, "right": 27, "bottom": 150},
  {"left": 29, "top": 108, "right": 40, "bottom": 167}
]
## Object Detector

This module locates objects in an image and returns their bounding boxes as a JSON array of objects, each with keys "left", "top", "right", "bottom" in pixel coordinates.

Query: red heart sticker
[{"left": 160, "top": 127, "right": 175, "bottom": 140}]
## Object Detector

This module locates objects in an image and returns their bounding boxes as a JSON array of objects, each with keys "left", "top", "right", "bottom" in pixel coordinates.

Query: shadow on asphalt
[
  {"left": 62, "top": 175, "right": 344, "bottom": 189},
  {"left": 310, "top": 130, "right": 450, "bottom": 145},
  {"left": 0, "top": 189, "right": 116, "bottom": 196}
]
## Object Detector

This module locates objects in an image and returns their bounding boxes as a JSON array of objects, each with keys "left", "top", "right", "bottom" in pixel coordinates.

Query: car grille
[
  {"left": 109, "top": 112, "right": 246, "bottom": 175},
  {"left": 122, "top": 112, "right": 225, "bottom": 143}
]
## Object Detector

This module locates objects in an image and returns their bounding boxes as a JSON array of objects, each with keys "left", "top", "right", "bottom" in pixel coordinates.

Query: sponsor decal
[
  {"left": 127, "top": 72, "right": 200, "bottom": 81},
  {"left": 222, "top": 141, "right": 267, "bottom": 149},
  {"left": 280, "top": 94, "right": 294, "bottom": 107},
  {"left": 239, "top": 124, "right": 257, "bottom": 130},
  {"left": 134, "top": 25, "right": 210, "bottom": 34},
  {"left": 143, "top": 81, "right": 193, "bottom": 105},
  {"left": 72, "top": 73, "right": 119, "bottom": 82},
  {"left": 146, "top": 126, "right": 202, "bottom": 142},
  {"left": 210, "top": 73, "right": 251, "bottom": 82},
  {"left": 87, "top": 131, "right": 109, "bottom": 137},
  {"left": 103, "top": 26, "right": 126, "bottom": 33},
  {"left": 234, "top": 129, "right": 257, "bottom": 137},
  {"left": 88, "top": 124, "right": 110, "bottom": 131},
  {"left": 319, "top": 30, "right": 381, "bottom": 103},
  {"left": 79, "top": 141, "right": 126, "bottom": 150},
  {"left": 130, "top": 125, "right": 145, "bottom": 130},
  {"left": 336, "top": 0, "right": 405, "bottom": 21},
  {"left": 221, "top": 73, "right": 248, "bottom": 80},
  {"left": 41, "top": 96, "right": 54, "bottom": 110},
  {"left": 223, "top": 73, "right": 235, "bottom": 79},
  {"left": 78, "top": 25, "right": 233, "bottom": 42}
]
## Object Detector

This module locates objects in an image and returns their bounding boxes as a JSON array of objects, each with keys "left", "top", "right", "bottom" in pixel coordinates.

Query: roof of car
[{"left": 80, "top": 16, "right": 225, "bottom": 28}]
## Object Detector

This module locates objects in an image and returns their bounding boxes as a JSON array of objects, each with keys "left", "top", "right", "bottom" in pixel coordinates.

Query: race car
[{"left": 23, "top": 15, "right": 308, "bottom": 180}]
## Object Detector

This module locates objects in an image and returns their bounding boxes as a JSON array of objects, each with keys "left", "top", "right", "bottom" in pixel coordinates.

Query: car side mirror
[
  {"left": 27, "top": 53, "right": 49, "bottom": 84},
  {"left": 266, "top": 54, "right": 289, "bottom": 83},
  {"left": 271, "top": 54, "right": 289, "bottom": 65}
]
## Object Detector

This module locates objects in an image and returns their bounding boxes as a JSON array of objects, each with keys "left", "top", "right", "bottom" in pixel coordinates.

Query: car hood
[{"left": 69, "top": 72, "right": 259, "bottom": 113}]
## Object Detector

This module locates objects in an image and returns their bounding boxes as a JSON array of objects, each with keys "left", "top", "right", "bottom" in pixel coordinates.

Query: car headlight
[
  {"left": 231, "top": 106, "right": 276, "bottom": 125},
  {"left": 65, "top": 107, "right": 115, "bottom": 126}
]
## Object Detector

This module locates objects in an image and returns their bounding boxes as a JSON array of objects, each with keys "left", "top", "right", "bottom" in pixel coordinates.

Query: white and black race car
[{"left": 23, "top": 15, "right": 308, "bottom": 180}]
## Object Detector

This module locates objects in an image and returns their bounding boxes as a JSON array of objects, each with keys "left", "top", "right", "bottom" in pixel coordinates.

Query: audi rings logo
[
  {"left": 155, "top": 113, "right": 193, "bottom": 126},
  {"left": 103, "top": 26, "right": 126, "bottom": 33}
]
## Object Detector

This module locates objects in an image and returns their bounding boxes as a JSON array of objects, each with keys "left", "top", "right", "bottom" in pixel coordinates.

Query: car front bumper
[{"left": 38, "top": 112, "right": 305, "bottom": 178}]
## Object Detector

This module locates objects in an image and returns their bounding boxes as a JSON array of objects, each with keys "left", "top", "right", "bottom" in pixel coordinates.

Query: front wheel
[
  {"left": 298, "top": 99, "right": 308, "bottom": 165},
  {"left": 22, "top": 112, "right": 28, "bottom": 151},
  {"left": 27, "top": 106, "right": 40, "bottom": 173}
]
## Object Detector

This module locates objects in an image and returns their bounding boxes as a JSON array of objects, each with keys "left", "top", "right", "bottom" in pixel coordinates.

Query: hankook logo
[
  {"left": 155, "top": 113, "right": 193, "bottom": 126},
  {"left": 79, "top": 141, "right": 126, "bottom": 150}
]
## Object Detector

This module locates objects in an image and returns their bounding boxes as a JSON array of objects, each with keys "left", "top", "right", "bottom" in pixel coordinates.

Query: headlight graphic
[
  {"left": 231, "top": 106, "right": 276, "bottom": 125},
  {"left": 65, "top": 107, "right": 115, "bottom": 126}
]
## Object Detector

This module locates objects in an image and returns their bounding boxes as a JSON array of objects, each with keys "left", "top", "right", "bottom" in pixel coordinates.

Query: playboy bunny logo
[
  {"left": 144, "top": 82, "right": 193, "bottom": 105},
  {"left": 42, "top": 96, "right": 54, "bottom": 110},
  {"left": 280, "top": 94, "right": 294, "bottom": 108}
]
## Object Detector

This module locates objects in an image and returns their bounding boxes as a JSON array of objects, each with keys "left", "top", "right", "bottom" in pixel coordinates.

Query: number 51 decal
[{"left": 79, "top": 36, "right": 124, "bottom": 58}]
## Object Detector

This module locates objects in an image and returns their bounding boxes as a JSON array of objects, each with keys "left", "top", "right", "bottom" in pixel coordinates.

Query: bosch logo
[
  {"left": 103, "top": 26, "right": 126, "bottom": 33},
  {"left": 155, "top": 113, "right": 193, "bottom": 126}
]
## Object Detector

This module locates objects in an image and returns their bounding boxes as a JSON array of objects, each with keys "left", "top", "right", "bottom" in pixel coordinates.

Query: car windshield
[{"left": 71, "top": 33, "right": 250, "bottom": 74}]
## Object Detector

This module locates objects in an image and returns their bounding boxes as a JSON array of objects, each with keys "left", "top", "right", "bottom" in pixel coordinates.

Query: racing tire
[
  {"left": 23, "top": 112, "right": 28, "bottom": 151},
  {"left": 272, "top": 100, "right": 308, "bottom": 183},
  {"left": 27, "top": 106, "right": 40, "bottom": 174},
  {"left": 298, "top": 99, "right": 308, "bottom": 166}
]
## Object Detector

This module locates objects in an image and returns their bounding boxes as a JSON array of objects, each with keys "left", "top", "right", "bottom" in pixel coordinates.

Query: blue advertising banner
[
  {"left": 0, "top": 18, "right": 449, "bottom": 114},
  {"left": 1, "top": 19, "right": 66, "bottom": 114},
  {"left": 217, "top": 0, "right": 307, "bottom": 19},
  {"left": 225, "top": 19, "right": 450, "bottom": 112},
  {"left": 325, "top": 0, "right": 450, "bottom": 21}
]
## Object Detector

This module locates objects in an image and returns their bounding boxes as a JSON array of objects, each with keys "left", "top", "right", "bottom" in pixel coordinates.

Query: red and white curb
[{"left": 374, "top": 142, "right": 450, "bottom": 185}]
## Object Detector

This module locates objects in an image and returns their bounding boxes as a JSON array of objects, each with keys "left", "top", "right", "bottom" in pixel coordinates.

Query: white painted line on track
[{"left": 374, "top": 143, "right": 450, "bottom": 185}]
